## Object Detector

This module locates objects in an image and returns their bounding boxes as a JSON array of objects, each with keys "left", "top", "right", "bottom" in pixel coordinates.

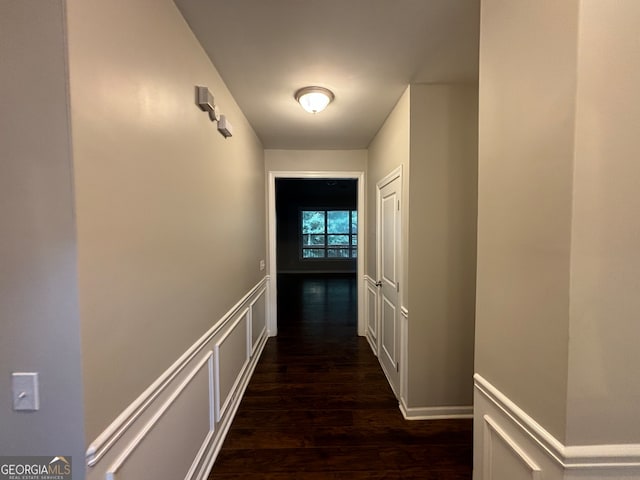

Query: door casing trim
[
  {"left": 375, "top": 165, "right": 403, "bottom": 399},
  {"left": 267, "top": 170, "right": 366, "bottom": 337}
]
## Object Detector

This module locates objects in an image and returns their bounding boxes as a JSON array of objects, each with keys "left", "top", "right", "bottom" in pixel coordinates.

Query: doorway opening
[
  {"left": 267, "top": 171, "right": 365, "bottom": 337},
  {"left": 275, "top": 178, "right": 358, "bottom": 335}
]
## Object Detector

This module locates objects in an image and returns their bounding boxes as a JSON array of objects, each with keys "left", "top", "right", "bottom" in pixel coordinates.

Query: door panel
[
  {"left": 377, "top": 170, "right": 401, "bottom": 396},
  {"left": 381, "top": 296, "right": 396, "bottom": 368},
  {"left": 382, "top": 193, "right": 397, "bottom": 285}
]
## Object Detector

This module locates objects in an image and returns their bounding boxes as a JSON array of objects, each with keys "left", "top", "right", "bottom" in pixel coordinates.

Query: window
[{"left": 301, "top": 210, "right": 357, "bottom": 259}]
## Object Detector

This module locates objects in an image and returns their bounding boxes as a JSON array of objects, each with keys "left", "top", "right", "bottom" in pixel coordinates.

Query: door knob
[{"left": 375, "top": 281, "right": 382, "bottom": 287}]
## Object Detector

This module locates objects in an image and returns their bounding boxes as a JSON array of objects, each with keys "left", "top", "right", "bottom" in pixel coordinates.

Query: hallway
[{"left": 209, "top": 274, "right": 472, "bottom": 479}]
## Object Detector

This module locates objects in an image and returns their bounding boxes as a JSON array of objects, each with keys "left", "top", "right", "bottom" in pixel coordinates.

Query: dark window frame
[{"left": 300, "top": 209, "right": 357, "bottom": 260}]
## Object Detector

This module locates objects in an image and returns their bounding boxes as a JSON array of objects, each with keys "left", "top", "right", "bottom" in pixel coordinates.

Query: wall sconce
[
  {"left": 196, "top": 86, "right": 219, "bottom": 121},
  {"left": 217, "top": 115, "right": 233, "bottom": 138},
  {"left": 196, "top": 85, "right": 231, "bottom": 138},
  {"left": 295, "top": 86, "right": 334, "bottom": 114}
]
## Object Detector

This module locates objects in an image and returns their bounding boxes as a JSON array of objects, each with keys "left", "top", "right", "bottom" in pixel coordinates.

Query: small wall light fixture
[
  {"left": 295, "top": 86, "right": 334, "bottom": 114},
  {"left": 217, "top": 115, "right": 233, "bottom": 138},
  {"left": 196, "top": 85, "right": 232, "bottom": 138},
  {"left": 196, "top": 86, "right": 219, "bottom": 120}
]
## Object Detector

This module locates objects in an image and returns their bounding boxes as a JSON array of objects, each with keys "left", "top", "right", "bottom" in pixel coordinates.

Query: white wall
[
  {"left": 567, "top": 0, "right": 640, "bottom": 447},
  {"left": 476, "top": 0, "right": 579, "bottom": 443},
  {"left": 366, "top": 85, "right": 477, "bottom": 417},
  {"left": 66, "top": 0, "right": 266, "bottom": 443},
  {"left": 264, "top": 149, "right": 367, "bottom": 277},
  {"left": 0, "top": 1, "right": 86, "bottom": 475},
  {"left": 367, "top": 89, "right": 410, "bottom": 300},
  {"left": 406, "top": 84, "right": 477, "bottom": 411},
  {"left": 475, "top": 0, "right": 640, "bottom": 478},
  {"left": 265, "top": 149, "right": 367, "bottom": 173}
]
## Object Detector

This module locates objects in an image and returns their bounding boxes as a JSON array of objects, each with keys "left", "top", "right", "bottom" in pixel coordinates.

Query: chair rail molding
[
  {"left": 85, "top": 277, "right": 269, "bottom": 480},
  {"left": 474, "top": 373, "right": 640, "bottom": 480}
]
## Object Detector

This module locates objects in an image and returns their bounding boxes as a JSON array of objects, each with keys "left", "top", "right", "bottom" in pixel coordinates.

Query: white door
[{"left": 376, "top": 168, "right": 402, "bottom": 396}]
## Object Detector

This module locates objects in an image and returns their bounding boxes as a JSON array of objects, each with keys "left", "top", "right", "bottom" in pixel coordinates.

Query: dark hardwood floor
[{"left": 208, "top": 274, "right": 473, "bottom": 479}]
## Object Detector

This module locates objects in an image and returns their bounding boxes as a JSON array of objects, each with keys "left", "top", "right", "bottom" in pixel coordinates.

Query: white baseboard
[
  {"left": 474, "top": 373, "right": 640, "bottom": 480},
  {"left": 400, "top": 401, "right": 473, "bottom": 420},
  {"left": 85, "top": 278, "right": 269, "bottom": 480}
]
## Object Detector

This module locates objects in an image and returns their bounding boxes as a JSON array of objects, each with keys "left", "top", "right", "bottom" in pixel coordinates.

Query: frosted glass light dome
[{"left": 295, "top": 86, "right": 334, "bottom": 114}]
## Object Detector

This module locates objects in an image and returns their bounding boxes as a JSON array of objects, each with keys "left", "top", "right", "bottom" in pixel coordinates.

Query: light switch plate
[
  {"left": 12, "top": 372, "right": 39, "bottom": 411},
  {"left": 259, "top": 260, "right": 265, "bottom": 271}
]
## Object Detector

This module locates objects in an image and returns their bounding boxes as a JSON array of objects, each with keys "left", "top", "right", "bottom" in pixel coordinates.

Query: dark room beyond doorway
[{"left": 275, "top": 178, "right": 358, "bottom": 275}]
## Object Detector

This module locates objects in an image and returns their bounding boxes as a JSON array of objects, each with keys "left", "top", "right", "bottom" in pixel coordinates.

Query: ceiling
[{"left": 175, "top": 0, "right": 480, "bottom": 150}]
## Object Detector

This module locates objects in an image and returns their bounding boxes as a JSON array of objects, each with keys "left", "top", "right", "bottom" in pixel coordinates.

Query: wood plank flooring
[{"left": 208, "top": 274, "right": 472, "bottom": 479}]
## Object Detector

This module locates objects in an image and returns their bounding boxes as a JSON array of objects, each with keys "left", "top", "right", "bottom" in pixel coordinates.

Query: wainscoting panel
[
  {"left": 483, "top": 414, "right": 541, "bottom": 480},
  {"left": 106, "top": 354, "right": 213, "bottom": 480},
  {"left": 364, "top": 275, "right": 378, "bottom": 355},
  {"left": 380, "top": 295, "right": 397, "bottom": 371},
  {"left": 250, "top": 289, "right": 267, "bottom": 355},
  {"left": 86, "top": 277, "right": 269, "bottom": 480},
  {"left": 214, "top": 309, "right": 250, "bottom": 421},
  {"left": 474, "top": 373, "right": 640, "bottom": 480}
]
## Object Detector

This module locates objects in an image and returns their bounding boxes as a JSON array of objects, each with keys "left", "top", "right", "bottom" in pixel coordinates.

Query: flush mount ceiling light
[{"left": 295, "top": 86, "right": 334, "bottom": 114}]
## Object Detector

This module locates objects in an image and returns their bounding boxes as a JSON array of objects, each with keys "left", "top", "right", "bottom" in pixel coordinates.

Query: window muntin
[{"left": 301, "top": 210, "right": 357, "bottom": 259}]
